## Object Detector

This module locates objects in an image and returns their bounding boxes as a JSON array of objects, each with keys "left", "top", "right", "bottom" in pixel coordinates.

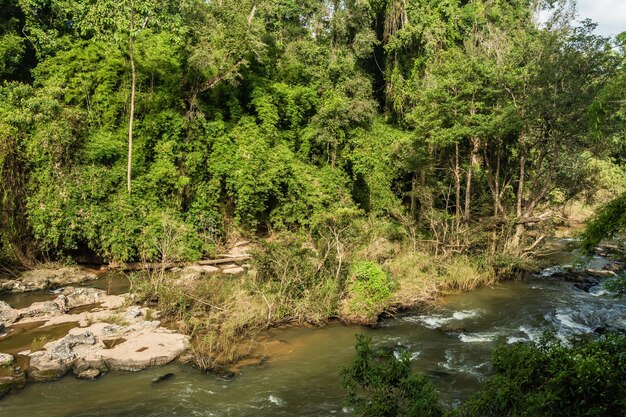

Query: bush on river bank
[{"left": 343, "top": 333, "right": 626, "bottom": 417}]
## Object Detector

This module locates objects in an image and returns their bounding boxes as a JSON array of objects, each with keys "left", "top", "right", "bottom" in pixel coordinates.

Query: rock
[
  {"left": 124, "top": 306, "right": 142, "bottom": 321},
  {"left": 16, "top": 267, "right": 97, "bottom": 292},
  {"left": 574, "top": 281, "right": 599, "bottom": 293},
  {"left": 152, "top": 373, "right": 175, "bottom": 383},
  {"left": 0, "top": 353, "right": 14, "bottom": 367},
  {"left": 0, "top": 301, "right": 18, "bottom": 327},
  {"left": 48, "top": 332, "right": 97, "bottom": 362},
  {"left": 0, "top": 371, "right": 26, "bottom": 398},
  {"left": 27, "top": 351, "right": 71, "bottom": 382},
  {"left": 28, "top": 322, "right": 190, "bottom": 381},
  {"left": 0, "top": 279, "right": 17, "bottom": 292},
  {"left": 76, "top": 369, "right": 100, "bottom": 380},
  {"left": 438, "top": 324, "right": 467, "bottom": 334},
  {"left": 181, "top": 265, "right": 220, "bottom": 275},
  {"left": 58, "top": 287, "right": 108, "bottom": 310},
  {"left": 222, "top": 266, "right": 245, "bottom": 275},
  {"left": 18, "top": 300, "right": 64, "bottom": 321},
  {"left": 227, "top": 240, "right": 253, "bottom": 256}
]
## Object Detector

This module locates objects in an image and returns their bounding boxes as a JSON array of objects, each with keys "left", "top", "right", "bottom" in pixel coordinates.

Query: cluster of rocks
[
  {"left": 550, "top": 268, "right": 617, "bottom": 293},
  {"left": 0, "top": 286, "right": 189, "bottom": 397},
  {"left": 27, "top": 320, "right": 189, "bottom": 382},
  {"left": 0, "top": 267, "right": 98, "bottom": 293},
  {"left": 0, "top": 287, "right": 125, "bottom": 328}
]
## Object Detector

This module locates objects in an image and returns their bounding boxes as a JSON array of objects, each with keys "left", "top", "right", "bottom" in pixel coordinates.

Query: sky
[{"left": 576, "top": 0, "right": 626, "bottom": 36}]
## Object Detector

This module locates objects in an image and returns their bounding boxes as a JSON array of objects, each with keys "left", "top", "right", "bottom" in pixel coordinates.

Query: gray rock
[
  {"left": 19, "top": 300, "right": 64, "bottom": 320},
  {"left": 0, "top": 353, "right": 14, "bottom": 367},
  {"left": 124, "top": 306, "right": 142, "bottom": 320},
  {"left": 49, "top": 332, "right": 96, "bottom": 362},
  {"left": 58, "top": 287, "right": 108, "bottom": 310},
  {"left": 0, "top": 301, "right": 18, "bottom": 326}
]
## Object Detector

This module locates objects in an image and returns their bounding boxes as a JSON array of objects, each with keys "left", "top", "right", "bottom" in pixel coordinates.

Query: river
[{"left": 1, "top": 250, "right": 625, "bottom": 416}]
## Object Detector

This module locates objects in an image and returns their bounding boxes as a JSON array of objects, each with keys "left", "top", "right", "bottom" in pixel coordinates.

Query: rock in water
[
  {"left": 76, "top": 369, "right": 100, "bottom": 380},
  {"left": 152, "top": 373, "right": 175, "bottom": 383}
]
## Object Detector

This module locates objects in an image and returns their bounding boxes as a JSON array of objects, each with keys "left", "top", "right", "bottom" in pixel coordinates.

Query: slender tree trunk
[
  {"left": 410, "top": 173, "right": 417, "bottom": 216},
  {"left": 454, "top": 142, "right": 461, "bottom": 233},
  {"left": 127, "top": 0, "right": 136, "bottom": 194},
  {"left": 494, "top": 144, "right": 501, "bottom": 217},
  {"left": 510, "top": 136, "right": 526, "bottom": 252},
  {"left": 464, "top": 137, "right": 480, "bottom": 222}
]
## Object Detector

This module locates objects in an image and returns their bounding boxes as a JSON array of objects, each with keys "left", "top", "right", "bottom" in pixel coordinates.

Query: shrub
[
  {"left": 343, "top": 260, "right": 394, "bottom": 321},
  {"left": 460, "top": 333, "right": 626, "bottom": 417},
  {"left": 342, "top": 334, "right": 444, "bottom": 417}
]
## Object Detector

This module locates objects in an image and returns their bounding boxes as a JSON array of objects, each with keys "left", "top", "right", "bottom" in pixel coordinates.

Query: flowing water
[{"left": 1, "top": 254, "right": 626, "bottom": 416}]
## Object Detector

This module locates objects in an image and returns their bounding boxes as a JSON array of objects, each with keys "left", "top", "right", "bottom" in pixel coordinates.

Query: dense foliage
[
  {"left": 0, "top": 0, "right": 624, "bottom": 266},
  {"left": 342, "top": 334, "right": 444, "bottom": 417},
  {"left": 343, "top": 333, "right": 626, "bottom": 417}
]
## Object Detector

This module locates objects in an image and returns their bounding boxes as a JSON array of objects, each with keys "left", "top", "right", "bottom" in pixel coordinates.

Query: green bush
[
  {"left": 344, "top": 260, "right": 395, "bottom": 319},
  {"left": 460, "top": 333, "right": 626, "bottom": 417},
  {"left": 342, "top": 334, "right": 444, "bottom": 417}
]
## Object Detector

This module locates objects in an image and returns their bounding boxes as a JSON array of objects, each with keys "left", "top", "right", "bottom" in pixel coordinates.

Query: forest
[
  {"left": 1, "top": 0, "right": 624, "bottom": 268},
  {"left": 0, "top": 0, "right": 625, "bottom": 414}
]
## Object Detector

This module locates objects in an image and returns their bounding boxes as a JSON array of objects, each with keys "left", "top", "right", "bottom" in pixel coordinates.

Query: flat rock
[
  {"left": 222, "top": 267, "right": 245, "bottom": 275},
  {"left": 182, "top": 265, "right": 220, "bottom": 275},
  {"left": 28, "top": 319, "right": 190, "bottom": 381}
]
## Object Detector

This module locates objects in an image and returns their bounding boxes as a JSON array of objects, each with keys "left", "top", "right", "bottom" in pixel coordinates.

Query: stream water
[{"left": 1, "top": 250, "right": 625, "bottom": 416}]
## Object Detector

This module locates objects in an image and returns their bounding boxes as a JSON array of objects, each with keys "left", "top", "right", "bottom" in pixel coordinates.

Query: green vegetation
[
  {"left": 342, "top": 334, "right": 443, "bottom": 417},
  {"left": 342, "top": 261, "right": 395, "bottom": 322},
  {"left": 0, "top": 0, "right": 625, "bottom": 374},
  {"left": 0, "top": 0, "right": 623, "bottom": 267},
  {"left": 343, "top": 333, "right": 626, "bottom": 417}
]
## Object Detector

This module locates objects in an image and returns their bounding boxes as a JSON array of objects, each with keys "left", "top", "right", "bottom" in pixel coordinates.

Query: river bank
[
  {"left": 0, "top": 238, "right": 622, "bottom": 400},
  {"left": 1, "top": 253, "right": 625, "bottom": 416}
]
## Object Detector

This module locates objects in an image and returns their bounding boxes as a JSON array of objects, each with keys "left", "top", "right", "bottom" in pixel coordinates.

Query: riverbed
[{"left": 1, "top": 254, "right": 625, "bottom": 416}]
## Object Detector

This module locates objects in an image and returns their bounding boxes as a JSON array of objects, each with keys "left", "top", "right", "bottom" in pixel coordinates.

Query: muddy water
[{"left": 1, "top": 258, "right": 626, "bottom": 416}]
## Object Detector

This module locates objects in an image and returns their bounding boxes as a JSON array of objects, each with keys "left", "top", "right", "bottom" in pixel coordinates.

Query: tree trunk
[
  {"left": 464, "top": 137, "right": 480, "bottom": 222},
  {"left": 127, "top": 0, "right": 136, "bottom": 194},
  {"left": 494, "top": 144, "right": 501, "bottom": 217},
  {"left": 454, "top": 142, "right": 461, "bottom": 233},
  {"left": 509, "top": 136, "right": 527, "bottom": 252}
]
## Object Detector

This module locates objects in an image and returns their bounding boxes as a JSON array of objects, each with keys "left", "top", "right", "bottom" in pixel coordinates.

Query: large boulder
[
  {"left": 56, "top": 287, "right": 108, "bottom": 310},
  {"left": 18, "top": 300, "right": 64, "bottom": 322}
]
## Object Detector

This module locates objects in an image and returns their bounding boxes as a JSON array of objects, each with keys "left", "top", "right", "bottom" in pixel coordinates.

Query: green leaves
[{"left": 342, "top": 334, "right": 444, "bottom": 417}]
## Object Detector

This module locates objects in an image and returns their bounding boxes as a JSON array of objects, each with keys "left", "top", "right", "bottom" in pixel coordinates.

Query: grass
[
  {"left": 30, "top": 335, "right": 48, "bottom": 352},
  {"left": 385, "top": 250, "right": 497, "bottom": 309},
  {"left": 103, "top": 314, "right": 129, "bottom": 326}
]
